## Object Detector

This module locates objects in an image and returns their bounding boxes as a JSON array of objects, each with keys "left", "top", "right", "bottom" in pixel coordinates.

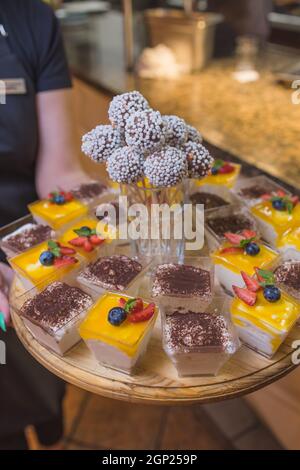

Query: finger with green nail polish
[{"left": 0, "top": 312, "right": 6, "bottom": 332}]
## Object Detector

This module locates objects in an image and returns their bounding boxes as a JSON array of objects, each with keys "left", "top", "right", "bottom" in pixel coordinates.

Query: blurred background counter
[{"left": 59, "top": 5, "right": 300, "bottom": 188}]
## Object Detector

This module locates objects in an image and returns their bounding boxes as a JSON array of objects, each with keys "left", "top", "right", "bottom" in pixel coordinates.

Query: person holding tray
[{"left": 0, "top": 0, "right": 91, "bottom": 450}]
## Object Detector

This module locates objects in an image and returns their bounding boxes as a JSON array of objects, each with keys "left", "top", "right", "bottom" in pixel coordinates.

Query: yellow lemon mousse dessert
[
  {"left": 10, "top": 240, "right": 79, "bottom": 290},
  {"left": 59, "top": 218, "right": 105, "bottom": 259},
  {"left": 277, "top": 226, "right": 300, "bottom": 257},
  {"left": 195, "top": 160, "right": 241, "bottom": 189},
  {"left": 230, "top": 270, "right": 299, "bottom": 358},
  {"left": 211, "top": 230, "right": 278, "bottom": 294},
  {"left": 29, "top": 190, "right": 88, "bottom": 230},
  {"left": 79, "top": 293, "right": 158, "bottom": 374},
  {"left": 251, "top": 193, "right": 300, "bottom": 246}
]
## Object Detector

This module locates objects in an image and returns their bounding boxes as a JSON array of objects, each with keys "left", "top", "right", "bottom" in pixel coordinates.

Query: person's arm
[
  {"left": 0, "top": 263, "right": 14, "bottom": 327},
  {"left": 35, "top": 88, "right": 90, "bottom": 198}
]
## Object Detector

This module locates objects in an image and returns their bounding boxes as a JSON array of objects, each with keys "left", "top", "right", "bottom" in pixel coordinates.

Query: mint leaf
[
  {"left": 240, "top": 237, "right": 255, "bottom": 248},
  {"left": 286, "top": 200, "right": 294, "bottom": 214},
  {"left": 52, "top": 248, "right": 61, "bottom": 258},
  {"left": 74, "top": 227, "right": 92, "bottom": 237},
  {"left": 48, "top": 240, "right": 58, "bottom": 250},
  {"left": 213, "top": 159, "right": 224, "bottom": 170},
  {"left": 124, "top": 299, "right": 136, "bottom": 314},
  {"left": 258, "top": 269, "right": 274, "bottom": 285},
  {"left": 90, "top": 229, "right": 97, "bottom": 236}
]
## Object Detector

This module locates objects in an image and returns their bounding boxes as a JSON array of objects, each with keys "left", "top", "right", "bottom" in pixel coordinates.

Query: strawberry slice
[
  {"left": 54, "top": 256, "right": 77, "bottom": 268},
  {"left": 69, "top": 236, "right": 87, "bottom": 247},
  {"left": 233, "top": 286, "right": 257, "bottom": 306},
  {"left": 128, "top": 303, "right": 156, "bottom": 323},
  {"left": 59, "top": 246, "right": 76, "bottom": 255},
  {"left": 291, "top": 195, "right": 299, "bottom": 206},
  {"left": 118, "top": 298, "right": 127, "bottom": 308},
  {"left": 254, "top": 266, "right": 264, "bottom": 282},
  {"left": 224, "top": 232, "right": 244, "bottom": 244},
  {"left": 83, "top": 239, "right": 93, "bottom": 252},
  {"left": 276, "top": 190, "right": 286, "bottom": 198},
  {"left": 64, "top": 192, "right": 73, "bottom": 202},
  {"left": 241, "top": 271, "right": 260, "bottom": 292},
  {"left": 261, "top": 193, "right": 271, "bottom": 201},
  {"left": 218, "top": 163, "right": 235, "bottom": 174},
  {"left": 125, "top": 298, "right": 144, "bottom": 314},
  {"left": 241, "top": 229, "right": 257, "bottom": 239},
  {"left": 90, "top": 234, "right": 105, "bottom": 246},
  {"left": 220, "top": 246, "right": 243, "bottom": 255}
]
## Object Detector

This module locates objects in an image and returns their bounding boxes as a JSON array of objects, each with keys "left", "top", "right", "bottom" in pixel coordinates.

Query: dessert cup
[
  {"left": 0, "top": 215, "right": 54, "bottom": 258},
  {"left": 271, "top": 249, "right": 300, "bottom": 303},
  {"left": 194, "top": 162, "right": 241, "bottom": 189},
  {"left": 188, "top": 182, "right": 238, "bottom": 212},
  {"left": 211, "top": 241, "right": 278, "bottom": 295},
  {"left": 70, "top": 181, "right": 112, "bottom": 208},
  {"left": 77, "top": 254, "right": 149, "bottom": 297},
  {"left": 162, "top": 297, "right": 240, "bottom": 377},
  {"left": 9, "top": 240, "right": 81, "bottom": 290},
  {"left": 95, "top": 199, "right": 128, "bottom": 247},
  {"left": 231, "top": 289, "right": 299, "bottom": 358},
  {"left": 233, "top": 175, "right": 291, "bottom": 207},
  {"left": 58, "top": 216, "right": 108, "bottom": 260},
  {"left": 251, "top": 200, "right": 300, "bottom": 246},
  {"left": 29, "top": 197, "right": 88, "bottom": 230},
  {"left": 79, "top": 292, "right": 158, "bottom": 374},
  {"left": 205, "top": 204, "right": 259, "bottom": 249},
  {"left": 13, "top": 277, "right": 95, "bottom": 356},
  {"left": 151, "top": 256, "right": 214, "bottom": 312},
  {"left": 277, "top": 226, "right": 300, "bottom": 257}
]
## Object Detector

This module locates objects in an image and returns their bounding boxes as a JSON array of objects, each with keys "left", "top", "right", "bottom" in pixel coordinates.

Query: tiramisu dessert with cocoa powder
[
  {"left": 1, "top": 223, "right": 54, "bottom": 258},
  {"left": 274, "top": 261, "right": 300, "bottom": 301}
]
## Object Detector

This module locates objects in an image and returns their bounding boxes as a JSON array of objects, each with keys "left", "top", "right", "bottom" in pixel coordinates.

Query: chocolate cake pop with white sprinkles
[
  {"left": 183, "top": 141, "right": 214, "bottom": 178},
  {"left": 144, "top": 147, "right": 188, "bottom": 187},
  {"left": 81, "top": 125, "right": 122, "bottom": 163},
  {"left": 109, "top": 91, "right": 149, "bottom": 133},
  {"left": 186, "top": 124, "right": 202, "bottom": 144},
  {"left": 125, "top": 109, "right": 166, "bottom": 153},
  {"left": 107, "top": 146, "right": 144, "bottom": 184},
  {"left": 163, "top": 115, "right": 188, "bottom": 147}
]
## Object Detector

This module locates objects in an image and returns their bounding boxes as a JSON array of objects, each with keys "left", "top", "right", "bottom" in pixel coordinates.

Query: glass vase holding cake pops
[{"left": 121, "top": 180, "right": 186, "bottom": 260}]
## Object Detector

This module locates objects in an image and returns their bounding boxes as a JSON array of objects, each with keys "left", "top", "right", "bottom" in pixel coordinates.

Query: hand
[{"left": 0, "top": 263, "right": 14, "bottom": 329}]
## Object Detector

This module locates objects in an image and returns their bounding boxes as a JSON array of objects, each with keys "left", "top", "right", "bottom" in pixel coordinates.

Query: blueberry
[
  {"left": 263, "top": 285, "right": 281, "bottom": 303},
  {"left": 245, "top": 242, "right": 260, "bottom": 256},
  {"left": 272, "top": 199, "right": 286, "bottom": 211},
  {"left": 108, "top": 307, "right": 127, "bottom": 326},
  {"left": 211, "top": 167, "right": 218, "bottom": 175},
  {"left": 54, "top": 194, "right": 65, "bottom": 205},
  {"left": 39, "top": 250, "right": 55, "bottom": 266}
]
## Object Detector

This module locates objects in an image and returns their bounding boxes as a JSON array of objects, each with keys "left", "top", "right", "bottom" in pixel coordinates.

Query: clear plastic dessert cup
[
  {"left": 162, "top": 296, "right": 240, "bottom": 377},
  {"left": 270, "top": 249, "right": 300, "bottom": 304},
  {"left": 233, "top": 175, "right": 291, "bottom": 207},
  {"left": 230, "top": 289, "right": 299, "bottom": 359},
  {"left": 211, "top": 241, "right": 279, "bottom": 295},
  {"left": 28, "top": 197, "right": 88, "bottom": 230},
  {"left": 151, "top": 256, "right": 214, "bottom": 312},
  {"left": 9, "top": 240, "right": 84, "bottom": 291},
  {"left": 11, "top": 274, "right": 97, "bottom": 356},
  {"left": 79, "top": 292, "right": 158, "bottom": 375},
  {"left": 77, "top": 253, "right": 151, "bottom": 298},
  {"left": 205, "top": 203, "right": 259, "bottom": 250},
  {"left": 276, "top": 226, "right": 300, "bottom": 258},
  {"left": 70, "top": 180, "right": 113, "bottom": 209},
  {"left": 188, "top": 182, "right": 238, "bottom": 212},
  {"left": 0, "top": 214, "right": 55, "bottom": 259}
]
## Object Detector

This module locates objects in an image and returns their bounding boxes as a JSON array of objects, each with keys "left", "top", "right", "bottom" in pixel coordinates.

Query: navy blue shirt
[{"left": 0, "top": 0, "right": 72, "bottom": 92}]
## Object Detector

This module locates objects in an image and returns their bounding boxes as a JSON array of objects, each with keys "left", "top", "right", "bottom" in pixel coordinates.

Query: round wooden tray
[{"left": 11, "top": 278, "right": 300, "bottom": 405}]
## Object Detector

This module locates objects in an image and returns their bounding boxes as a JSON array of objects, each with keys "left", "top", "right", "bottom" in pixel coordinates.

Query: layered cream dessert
[
  {"left": 71, "top": 181, "right": 109, "bottom": 206},
  {"left": 29, "top": 190, "right": 88, "bottom": 230},
  {"left": 1, "top": 222, "right": 54, "bottom": 258},
  {"left": 251, "top": 193, "right": 300, "bottom": 246},
  {"left": 162, "top": 303, "right": 239, "bottom": 377},
  {"left": 9, "top": 240, "right": 79, "bottom": 290},
  {"left": 277, "top": 226, "right": 300, "bottom": 257},
  {"left": 211, "top": 231, "right": 278, "bottom": 294},
  {"left": 274, "top": 260, "right": 300, "bottom": 302},
  {"left": 151, "top": 261, "right": 213, "bottom": 311},
  {"left": 77, "top": 255, "right": 143, "bottom": 295},
  {"left": 195, "top": 160, "right": 241, "bottom": 189},
  {"left": 231, "top": 271, "right": 299, "bottom": 358},
  {"left": 58, "top": 217, "right": 105, "bottom": 259},
  {"left": 79, "top": 292, "right": 157, "bottom": 374},
  {"left": 19, "top": 281, "right": 93, "bottom": 355}
]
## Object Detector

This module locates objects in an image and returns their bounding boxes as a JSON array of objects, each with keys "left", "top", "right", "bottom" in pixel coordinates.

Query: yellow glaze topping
[
  {"left": 251, "top": 201, "right": 300, "bottom": 237},
  {"left": 277, "top": 226, "right": 300, "bottom": 250},
  {"left": 195, "top": 163, "right": 241, "bottom": 189},
  {"left": 29, "top": 199, "right": 88, "bottom": 230},
  {"left": 10, "top": 241, "right": 76, "bottom": 287},
  {"left": 231, "top": 290, "right": 299, "bottom": 334},
  {"left": 211, "top": 242, "right": 278, "bottom": 275},
  {"left": 79, "top": 293, "right": 157, "bottom": 357}
]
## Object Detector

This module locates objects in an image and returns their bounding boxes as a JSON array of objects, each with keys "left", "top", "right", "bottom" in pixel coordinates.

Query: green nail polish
[{"left": 0, "top": 312, "right": 6, "bottom": 332}]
